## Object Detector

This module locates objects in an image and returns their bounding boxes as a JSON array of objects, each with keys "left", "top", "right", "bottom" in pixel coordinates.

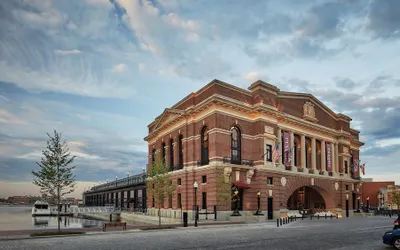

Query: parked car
[{"left": 383, "top": 229, "right": 400, "bottom": 249}]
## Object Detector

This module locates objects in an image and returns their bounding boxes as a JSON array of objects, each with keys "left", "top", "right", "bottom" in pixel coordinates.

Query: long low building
[{"left": 144, "top": 79, "right": 364, "bottom": 220}]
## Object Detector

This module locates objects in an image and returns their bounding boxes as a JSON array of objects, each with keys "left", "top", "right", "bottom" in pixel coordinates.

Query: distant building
[
  {"left": 361, "top": 181, "right": 395, "bottom": 208},
  {"left": 378, "top": 185, "right": 400, "bottom": 209}
]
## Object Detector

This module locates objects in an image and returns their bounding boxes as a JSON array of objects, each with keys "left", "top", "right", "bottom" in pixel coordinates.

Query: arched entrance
[{"left": 286, "top": 186, "right": 327, "bottom": 214}]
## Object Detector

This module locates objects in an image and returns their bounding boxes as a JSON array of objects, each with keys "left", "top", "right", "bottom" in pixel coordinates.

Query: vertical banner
[
  {"left": 326, "top": 142, "right": 332, "bottom": 172},
  {"left": 283, "top": 131, "right": 290, "bottom": 166},
  {"left": 353, "top": 159, "right": 359, "bottom": 173}
]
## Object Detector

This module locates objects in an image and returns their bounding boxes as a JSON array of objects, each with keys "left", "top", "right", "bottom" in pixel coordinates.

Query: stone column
[
  {"left": 277, "top": 128, "right": 282, "bottom": 164},
  {"left": 311, "top": 137, "right": 316, "bottom": 169},
  {"left": 321, "top": 140, "right": 326, "bottom": 171},
  {"left": 301, "top": 135, "right": 306, "bottom": 168},
  {"left": 335, "top": 143, "right": 339, "bottom": 173},
  {"left": 290, "top": 131, "right": 295, "bottom": 168}
]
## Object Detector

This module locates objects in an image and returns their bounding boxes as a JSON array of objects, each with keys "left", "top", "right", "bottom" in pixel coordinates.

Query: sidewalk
[{"left": 0, "top": 221, "right": 246, "bottom": 241}]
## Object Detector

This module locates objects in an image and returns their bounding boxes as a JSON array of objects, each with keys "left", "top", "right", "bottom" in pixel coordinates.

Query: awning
[{"left": 232, "top": 182, "right": 250, "bottom": 189}]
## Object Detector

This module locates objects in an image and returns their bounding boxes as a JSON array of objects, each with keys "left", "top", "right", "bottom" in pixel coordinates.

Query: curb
[{"left": 0, "top": 222, "right": 246, "bottom": 241}]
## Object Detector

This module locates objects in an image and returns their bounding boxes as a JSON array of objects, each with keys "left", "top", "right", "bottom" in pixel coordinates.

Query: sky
[{"left": 0, "top": 0, "right": 399, "bottom": 199}]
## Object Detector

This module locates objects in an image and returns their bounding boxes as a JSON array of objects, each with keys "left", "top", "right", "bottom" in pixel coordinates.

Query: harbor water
[{"left": 0, "top": 205, "right": 104, "bottom": 231}]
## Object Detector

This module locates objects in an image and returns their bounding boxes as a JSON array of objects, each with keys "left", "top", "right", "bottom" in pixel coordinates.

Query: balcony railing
[
  {"left": 351, "top": 175, "right": 361, "bottom": 180},
  {"left": 222, "top": 156, "right": 254, "bottom": 167}
]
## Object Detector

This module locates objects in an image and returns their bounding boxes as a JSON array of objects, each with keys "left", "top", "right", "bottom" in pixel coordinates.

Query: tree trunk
[{"left": 158, "top": 205, "right": 161, "bottom": 228}]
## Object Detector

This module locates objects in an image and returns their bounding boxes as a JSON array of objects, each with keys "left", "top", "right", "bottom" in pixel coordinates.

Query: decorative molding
[
  {"left": 268, "top": 189, "right": 273, "bottom": 197},
  {"left": 343, "top": 146, "right": 349, "bottom": 154},
  {"left": 264, "top": 126, "right": 274, "bottom": 135},
  {"left": 335, "top": 182, "right": 339, "bottom": 191},
  {"left": 303, "top": 101, "right": 318, "bottom": 123},
  {"left": 311, "top": 178, "right": 315, "bottom": 186},
  {"left": 281, "top": 177, "right": 287, "bottom": 187},
  {"left": 246, "top": 169, "right": 255, "bottom": 184},
  {"left": 223, "top": 167, "right": 232, "bottom": 183}
]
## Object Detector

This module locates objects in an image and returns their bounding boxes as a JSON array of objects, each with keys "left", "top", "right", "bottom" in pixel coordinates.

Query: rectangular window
[
  {"left": 267, "top": 177, "right": 273, "bottom": 185},
  {"left": 177, "top": 178, "right": 181, "bottom": 185},
  {"left": 177, "top": 193, "right": 182, "bottom": 208},
  {"left": 202, "top": 175, "right": 207, "bottom": 183},
  {"left": 266, "top": 144, "right": 272, "bottom": 162},
  {"left": 168, "top": 195, "right": 172, "bottom": 208},
  {"left": 202, "top": 192, "right": 207, "bottom": 209},
  {"left": 344, "top": 161, "right": 348, "bottom": 174},
  {"left": 345, "top": 185, "right": 349, "bottom": 191},
  {"left": 152, "top": 197, "right": 155, "bottom": 207}
]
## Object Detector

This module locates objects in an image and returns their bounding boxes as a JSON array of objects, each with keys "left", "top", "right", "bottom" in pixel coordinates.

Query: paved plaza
[{"left": 0, "top": 216, "right": 395, "bottom": 250}]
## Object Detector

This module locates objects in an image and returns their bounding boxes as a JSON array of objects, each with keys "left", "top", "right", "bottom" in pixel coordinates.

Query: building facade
[
  {"left": 144, "top": 80, "right": 364, "bottom": 220},
  {"left": 378, "top": 185, "right": 400, "bottom": 209},
  {"left": 361, "top": 180, "right": 395, "bottom": 208}
]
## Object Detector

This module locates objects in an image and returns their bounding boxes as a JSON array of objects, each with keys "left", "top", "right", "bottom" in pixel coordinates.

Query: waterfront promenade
[{"left": 0, "top": 216, "right": 395, "bottom": 250}]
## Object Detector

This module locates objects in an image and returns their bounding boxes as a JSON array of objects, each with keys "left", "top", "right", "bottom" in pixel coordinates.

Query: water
[{"left": 0, "top": 205, "right": 104, "bottom": 231}]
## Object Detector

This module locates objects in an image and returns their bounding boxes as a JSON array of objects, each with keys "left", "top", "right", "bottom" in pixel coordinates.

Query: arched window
[
  {"left": 178, "top": 134, "right": 183, "bottom": 169},
  {"left": 151, "top": 149, "right": 156, "bottom": 166},
  {"left": 200, "top": 126, "right": 209, "bottom": 166},
  {"left": 231, "top": 126, "right": 241, "bottom": 164},
  {"left": 161, "top": 142, "right": 166, "bottom": 165},
  {"left": 169, "top": 139, "right": 174, "bottom": 171}
]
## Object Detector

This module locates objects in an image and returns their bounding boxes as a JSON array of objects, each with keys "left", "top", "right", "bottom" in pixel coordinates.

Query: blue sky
[{"left": 0, "top": 0, "right": 400, "bottom": 197}]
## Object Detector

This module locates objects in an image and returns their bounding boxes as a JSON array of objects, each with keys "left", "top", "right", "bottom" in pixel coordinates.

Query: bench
[{"left": 103, "top": 222, "right": 127, "bottom": 232}]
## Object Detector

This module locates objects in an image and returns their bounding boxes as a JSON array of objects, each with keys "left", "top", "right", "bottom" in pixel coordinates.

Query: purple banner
[
  {"left": 283, "top": 131, "right": 291, "bottom": 166},
  {"left": 326, "top": 143, "right": 332, "bottom": 172}
]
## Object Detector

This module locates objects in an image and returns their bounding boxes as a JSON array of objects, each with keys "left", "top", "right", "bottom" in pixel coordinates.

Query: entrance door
[
  {"left": 267, "top": 198, "right": 273, "bottom": 220},
  {"left": 345, "top": 200, "right": 349, "bottom": 217}
]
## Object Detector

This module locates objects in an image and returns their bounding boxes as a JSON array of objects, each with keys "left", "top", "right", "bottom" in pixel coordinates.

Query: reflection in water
[{"left": 0, "top": 206, "right": 105, "bottom": 231}]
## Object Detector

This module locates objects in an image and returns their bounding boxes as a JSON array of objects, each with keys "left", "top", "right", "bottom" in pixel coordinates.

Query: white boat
[{"left": 32, "top": 200, "right": 51, "bottom": 216}]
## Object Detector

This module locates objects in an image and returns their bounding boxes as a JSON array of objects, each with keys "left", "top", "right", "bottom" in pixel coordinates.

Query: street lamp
[
  {"left": 115, "top": 176, "right": 118, "bottom": 187},
  {"left": 254, "top": 190, "right": 263, "bottom": 216},
  {"left": 231, "top": 189, "right": 241, "bottom": 216},
  {"left": 346, "top": 194, "right": 349, "bottom": 218},
  {"left": 366, "top": 197, "right": 370, "bottom": 212},
  {"left": 193, "top": 181, "right": 198, "bottom": 227},
  {"left": 357, "top": 196, "right": 361, "bottom": 211}
]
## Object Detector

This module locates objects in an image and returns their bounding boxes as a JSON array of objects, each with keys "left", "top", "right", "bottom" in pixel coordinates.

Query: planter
[
  {"left": 285, "top": 165, "right": 292, "bottom": 171},
  {"left": 319, "top": 171, "right": 324, "bottom": 175},
  {"left": 308, "top": 169, "right": 314, "bottom": 174},
  {"left": 328, "top": 172, "right": 333, "bottom": 176},
  {"left": 297, "top": 168, "right": 304, "bottom": 172}
]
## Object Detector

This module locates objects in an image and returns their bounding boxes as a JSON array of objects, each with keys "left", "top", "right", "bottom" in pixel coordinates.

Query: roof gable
[{"left": 153, "top": 108, "right": 185, "bottom": 130}]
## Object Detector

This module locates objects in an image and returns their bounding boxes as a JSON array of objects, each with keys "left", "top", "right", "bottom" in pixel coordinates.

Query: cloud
[
  {"left": 112, "top": 63, "right": 128, "bottom": 72},
  {"left": 54, "top": 49, "right": 82, "bottom": 55},
  {"left": 366, "top": 0, "right": 400, "bottom": 38}
]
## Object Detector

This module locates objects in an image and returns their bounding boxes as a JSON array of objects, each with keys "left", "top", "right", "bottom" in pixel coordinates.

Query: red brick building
[
  {"left": 144, "top": 80, "right": 364, "bottom": 220},
  {"left": 362, "top": 181, "right": 395, "bottom": 208}
]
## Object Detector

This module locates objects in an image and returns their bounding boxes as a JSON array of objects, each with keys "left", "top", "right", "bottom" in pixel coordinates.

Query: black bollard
[
  {"left": 318, "top": 215, "right": 320, "bottom": 220},
  {"left": 302, "top": 215, "right": 304, "bottom": 220},
  {"left": 277, "top": 219, "right": 279, "bottom": 227},
  {"left": 325, "top": 214, "right": 327, "bottom": 219},
  {"left": 280, "top": 218, "right": 282, "bottom": 226},
  {"left": 183, "top": 212, "right": 188, "bottom": 227},
  {"left": 214, "top": 205, "right": 217, "bottom": 221},
  {"left": 310, "top": 215, "right": 312, "bottom": 220}
]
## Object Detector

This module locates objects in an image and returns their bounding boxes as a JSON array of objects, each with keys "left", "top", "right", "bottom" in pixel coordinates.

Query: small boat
[{"left": 32, "top": 200, "right": 51, "bottom": 216}]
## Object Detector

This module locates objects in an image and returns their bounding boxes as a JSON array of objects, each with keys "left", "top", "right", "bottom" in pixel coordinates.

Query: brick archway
[{"left": 282, "top": 176, "right": 335, "bottom": 209}]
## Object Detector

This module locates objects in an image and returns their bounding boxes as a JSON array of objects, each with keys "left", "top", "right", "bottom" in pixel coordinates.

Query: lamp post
[
  {"left": 366, "top": 197, "right": 370, "bottom": 212},
  {"left": 231, "top": 189, "right": 241, "bottom": 216},
  {"left": 357, "top": 196, "right": 360, "bottom": 211},
  {"left": 346, "top": 194, "right": 349, "bottom": 218},
  {"left": 115, "top": 176, "right": 118, "bottom": 187},
  {"left": 194, "top": 181, "right": 198, "bottom": 227},
  {"left": 254, "top": 190, "right": 264, "bottom": 216}
]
